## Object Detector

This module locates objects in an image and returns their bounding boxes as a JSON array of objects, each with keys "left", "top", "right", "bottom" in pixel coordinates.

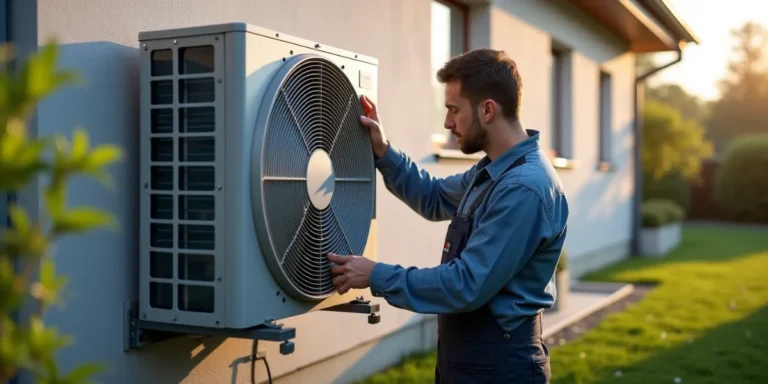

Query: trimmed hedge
[
  {"left": 643, "top": 172, "right": 691, "bottom": 213},
  {"left": 714, "top": 134, "right": 768, "bottom": 223},
  {"left": 642, "top": 199, "right": 685, "bottom": 228}
]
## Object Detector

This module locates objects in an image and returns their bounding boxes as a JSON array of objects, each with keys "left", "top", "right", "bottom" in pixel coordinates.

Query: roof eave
[
  {"left": 570, "top": 0, "right": 698, "bottom": 53},
  {"left": 639, "top": 0, "right": 699, "bottom": 44}
]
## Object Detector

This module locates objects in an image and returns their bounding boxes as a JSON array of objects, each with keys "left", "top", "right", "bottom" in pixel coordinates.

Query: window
[
  {"left": 551, "top": 42, "right": 573, "bottom": 160},
  {"left": 598, "top": 70, "right": 613, "bottom": 168},
  {"left": 431, "top": 0, "right": 467, "bottom": 152},
  {"left": 0, "top": 0, "right": 5, "bottom": 44}
]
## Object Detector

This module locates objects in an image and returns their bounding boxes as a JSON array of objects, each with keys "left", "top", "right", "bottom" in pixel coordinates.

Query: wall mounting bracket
[
  {"left": 123, "top": 296, "right": 380, "bottom": 353},
  {"left": 123, "top": 300, "right": 296, "bottom": 354},
  {"left": 320, "top": 296, "right": 381, "bottom": 324}
]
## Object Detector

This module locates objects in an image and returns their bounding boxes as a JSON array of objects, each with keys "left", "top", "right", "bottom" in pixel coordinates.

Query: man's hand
[
  {"left": 327, "top": 252, "right": 376, "bottom": 295},
  {"left": 359, "top": 95, "right": 389, "bottom": 158}
]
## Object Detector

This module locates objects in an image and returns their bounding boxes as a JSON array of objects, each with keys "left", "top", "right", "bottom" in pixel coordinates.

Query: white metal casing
[{"left": 138, "top": 22, "right": 379, "bottom": 329}]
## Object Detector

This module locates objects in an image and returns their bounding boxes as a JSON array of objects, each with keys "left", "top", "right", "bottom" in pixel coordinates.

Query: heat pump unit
[{"left": 134, "top": 22, "right": 378, "bottom": 348}]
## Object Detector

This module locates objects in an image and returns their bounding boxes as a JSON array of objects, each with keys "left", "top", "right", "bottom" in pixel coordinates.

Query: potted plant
[
  {"left": 639, "top": 199, "right": 685, "bottom": 257},
  {"left": 548, "top": 249, "right": 569, "bottom": 312}
]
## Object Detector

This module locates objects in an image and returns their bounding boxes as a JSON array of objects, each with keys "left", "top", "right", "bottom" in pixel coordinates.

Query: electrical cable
[
  {"left": 250, "top": 340, "right": 257, "bottom": 384},
  {"left": 250, "top": 340, "right": 273, "bottom": 384}
]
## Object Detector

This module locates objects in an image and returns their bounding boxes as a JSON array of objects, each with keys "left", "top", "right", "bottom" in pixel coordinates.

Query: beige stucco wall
[{"left": 25, "top": 0, "right": 636, "bottom": 383}]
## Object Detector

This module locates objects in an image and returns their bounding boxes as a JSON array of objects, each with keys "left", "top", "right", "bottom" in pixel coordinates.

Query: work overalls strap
[{"left": 435, "top": 155, "right": 551, "bottom": 384}]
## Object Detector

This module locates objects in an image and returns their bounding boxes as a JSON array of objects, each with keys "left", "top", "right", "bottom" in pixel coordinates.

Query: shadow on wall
[
  {"left": 561, "top": 120, "right": 635, "bottom": 259},
  {"left": 251, "top": 312, "right": 433, "bottom": 384},
  {"left": 334, "top": 316, "right": 434, "bottom": 384}
]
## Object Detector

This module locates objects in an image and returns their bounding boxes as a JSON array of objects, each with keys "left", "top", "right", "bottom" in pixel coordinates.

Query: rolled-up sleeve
[{"left": 369, "top": 182, "right": 549, "bottom": 314}]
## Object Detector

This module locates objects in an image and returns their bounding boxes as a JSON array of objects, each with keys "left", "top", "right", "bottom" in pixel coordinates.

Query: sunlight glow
[{"left": 652, "top": 0, "right": 768, "bottom": 101}]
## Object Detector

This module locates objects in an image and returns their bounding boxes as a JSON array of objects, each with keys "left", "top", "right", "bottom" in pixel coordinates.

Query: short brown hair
[{"left": 436, "top": 48, "right": 523, "bottom": 121}]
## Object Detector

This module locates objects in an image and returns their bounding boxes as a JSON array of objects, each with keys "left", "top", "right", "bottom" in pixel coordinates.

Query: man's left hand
[{"left": 327, "top": 253, "right": 376, "bottom": 295}]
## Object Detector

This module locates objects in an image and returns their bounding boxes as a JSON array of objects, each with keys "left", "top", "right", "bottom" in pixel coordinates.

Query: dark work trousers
[{"left": 435, "top": 158, "right": 551, "bottom": 383}]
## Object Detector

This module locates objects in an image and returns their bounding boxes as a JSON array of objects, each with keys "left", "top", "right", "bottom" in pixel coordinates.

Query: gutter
[
  {"left": 631, "top": 46, "right": 683, "bottom": 255},
  {"left": 641, "top": 0, "right": 699, "bottom": 45}
]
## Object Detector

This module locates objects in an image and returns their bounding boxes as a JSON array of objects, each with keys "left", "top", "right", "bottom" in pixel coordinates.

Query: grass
[{"left": 357, "top": 224, "right": 768, "bottom": 384}]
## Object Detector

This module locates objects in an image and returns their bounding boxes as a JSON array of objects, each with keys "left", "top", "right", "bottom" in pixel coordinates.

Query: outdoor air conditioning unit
[{"left": 128, "top": 22, "right": 379, "bottom": 353}]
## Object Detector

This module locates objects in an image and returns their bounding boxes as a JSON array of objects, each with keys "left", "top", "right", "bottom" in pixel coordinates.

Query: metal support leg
[{"left": 320, "top": 296, "right": 381, "bottom": 324}]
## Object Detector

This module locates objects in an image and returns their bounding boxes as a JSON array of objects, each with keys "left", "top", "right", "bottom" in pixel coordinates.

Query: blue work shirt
[{"left": 369, "top": 129, "right": 569, "bottom": 332}]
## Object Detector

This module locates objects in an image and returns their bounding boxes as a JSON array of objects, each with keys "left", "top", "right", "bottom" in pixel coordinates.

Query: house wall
[
  {"left": 487, "top": 0, "right": 637, "bottom": 269},
  {"left": 20, "top": 0, "right": 636, "bottom": 383}
]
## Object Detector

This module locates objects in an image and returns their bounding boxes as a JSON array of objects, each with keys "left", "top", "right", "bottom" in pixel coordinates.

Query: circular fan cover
[{"left": 251, "top": 54, "right": 375, "bottom": 301}]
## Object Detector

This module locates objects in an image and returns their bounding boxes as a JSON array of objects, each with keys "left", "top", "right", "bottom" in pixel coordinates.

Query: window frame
[
  {"left": 598, "top": 69, "right": 614, "bottom": 171},
  {"left": 434, "top": 0, "right": 469, "bottom": 55},
  {"left": 550, "top": 40, "right": 577, "bottom": 169},
  {"left": 431, "top": 0, "right": 481, "bottom": 160}
]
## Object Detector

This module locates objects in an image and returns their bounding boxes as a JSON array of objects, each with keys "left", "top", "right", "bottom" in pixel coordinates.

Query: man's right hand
[{"left": 359, "top": 95, "right": 389, "bottom": 158}]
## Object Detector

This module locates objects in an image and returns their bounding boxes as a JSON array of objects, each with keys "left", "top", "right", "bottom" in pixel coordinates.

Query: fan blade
[
  {"left": 282, "top": 61, "right": 325, "bottom": 151},
  {"left": 329, "top": 109, "right": 372, "bottom": 178},
  {"left": 277, "top": 90, "right": 312, "bottom": 153},
  {"left": 281, "top": 206, "right": 335, "bottom": 296},
  {"left": 323, "top": 71, "right": 355, "bottom": 152},
  {"left": 330, "top": 181, "right": 374, "bottom": 255},
  {"left": 265, "top": 93, "right": 312, "bottom": 178},
  {"left": 263, "top": 181, "right": 311, "bottom": 265}
]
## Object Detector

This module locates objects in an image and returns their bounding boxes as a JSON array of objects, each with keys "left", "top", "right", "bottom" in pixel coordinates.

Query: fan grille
[{"left": 253, "top": 54, "right": 375, "bottom": 300}]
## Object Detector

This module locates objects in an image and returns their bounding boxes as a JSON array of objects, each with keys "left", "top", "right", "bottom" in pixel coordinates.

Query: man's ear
[{"left": 478, "top": 99, "right": 498, "bottom": 123}]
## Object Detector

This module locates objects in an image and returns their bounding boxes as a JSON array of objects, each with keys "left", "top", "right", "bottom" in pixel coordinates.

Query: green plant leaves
[
  {"left": 642, "top": 100, "right": 714, "bottom": 182},
  {"left": 60, "top": 363, "right": 107, "bottom": 384},
  {"left": 53, "top": 207, "right": 116, "bottom": 234},
  {"left": 0, "top": 39, "right": 120, "bottom": 383}
]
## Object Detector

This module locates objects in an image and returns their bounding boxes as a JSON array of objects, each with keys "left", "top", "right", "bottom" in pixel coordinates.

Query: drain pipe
[{"left": 631, "top": 44, "right": 683, "bottom": 255}]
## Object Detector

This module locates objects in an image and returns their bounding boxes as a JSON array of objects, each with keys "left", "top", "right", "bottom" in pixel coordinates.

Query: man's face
[{"left": 443, "top": 81, "right": 487, "bottom": 154}]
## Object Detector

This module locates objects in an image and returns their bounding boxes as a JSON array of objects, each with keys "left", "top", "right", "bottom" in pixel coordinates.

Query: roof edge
[{"left": 639, "top": 0, "right": 699, "bottom": 44}]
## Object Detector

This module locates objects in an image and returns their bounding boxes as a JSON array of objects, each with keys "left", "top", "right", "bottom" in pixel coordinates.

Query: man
[{"left": 327, "top": 48, "right": 568, "bottom": 383}]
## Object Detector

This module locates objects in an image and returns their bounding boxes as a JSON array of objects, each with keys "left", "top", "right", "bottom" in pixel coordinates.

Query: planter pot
[
  {"left": 547, "top": 270, "right": 569, "bottom": 312},
  {"left": 640, "top": 222, "right": 682, "bottom": 257}
]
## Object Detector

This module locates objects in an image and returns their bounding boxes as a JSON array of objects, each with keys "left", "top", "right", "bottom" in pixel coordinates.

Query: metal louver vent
[
  {"left": 143, "top": 36, "right": 223, "bottom": 325},
  {"left": 252, "top": 54, "right": 375, "bottom": 301}
]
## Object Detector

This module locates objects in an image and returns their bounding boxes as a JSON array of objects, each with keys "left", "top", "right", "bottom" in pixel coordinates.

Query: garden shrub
[
  {"left": 643, "top": 172, "right": 691, "bottom": 212},
  {"left": 641, "top": 199, "right": 685, "bottom": 228},
  {"left": 714, "top": 134, "right": 768, "bottom": 223}
]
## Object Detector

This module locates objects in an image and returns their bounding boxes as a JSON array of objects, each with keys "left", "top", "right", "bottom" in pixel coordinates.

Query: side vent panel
[{"left": 140, "top": 34, "right": 226, "bottom": 327}]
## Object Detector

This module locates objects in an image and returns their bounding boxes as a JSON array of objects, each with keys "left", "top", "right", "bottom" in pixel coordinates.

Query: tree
[
  {"left": 646, "top": 83, "right": 709, "bottom": 127},
  {"left": 0, "top": 41, "right": 122, "bottom": 383},
  {"left": 718, "top": 21, "right": 768, "bottom": 99},
  {"left": 707, "top": 22, "right": 768, "bottom": 153},
  {"left": 642, "top": 99, "right": 714, "bottom": 182}
]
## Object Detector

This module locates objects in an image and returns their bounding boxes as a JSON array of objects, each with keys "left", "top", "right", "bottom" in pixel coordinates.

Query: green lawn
[{"left": 358, "top": 224, "right": 768, "bottom": 384}]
